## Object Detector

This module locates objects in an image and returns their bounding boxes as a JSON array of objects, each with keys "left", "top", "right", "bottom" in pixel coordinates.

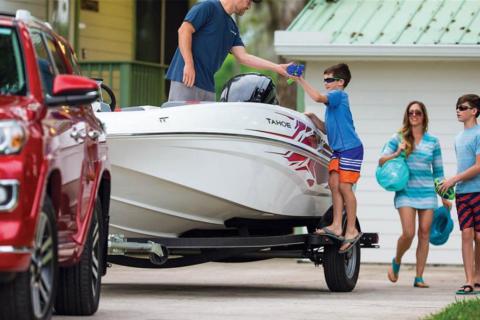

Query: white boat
[
  {"left": 93, "top": 75, "right": 379, "bottom": 293},
  {"left": 95, "top": 102, "right": 332, "bottom": 238}
]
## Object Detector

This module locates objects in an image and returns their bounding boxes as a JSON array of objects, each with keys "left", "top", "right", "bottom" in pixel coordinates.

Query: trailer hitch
[{"left": 107, "top": 234, "right": 168, "bottom": 266}]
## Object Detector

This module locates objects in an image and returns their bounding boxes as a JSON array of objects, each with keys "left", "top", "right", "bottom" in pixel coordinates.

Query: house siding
[
  {"left": 0, "top": 0, "right": 47, "bottom": 19},
  {"left": 78, "top": 0, "right": 133, "bottom": 61},
  {"left": 304, "top": 60, "right": 480, "bottom": 264}
]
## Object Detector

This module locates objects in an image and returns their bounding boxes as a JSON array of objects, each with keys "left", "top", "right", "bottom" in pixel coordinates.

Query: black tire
[
  {"left": 322, "top": 213, "right": 361, "bottom": 292},
  {"left": 306, "top": 206, "right": 333, "bottom": 233},
  {"left": 55, "top": 198, "right": 104, "bottom": 315},
  {"left": 323, "top": 239, "right": 361, "bottom": 292},
  {"left": 0, "top": 196, "right": 58, "bottom": 320}
]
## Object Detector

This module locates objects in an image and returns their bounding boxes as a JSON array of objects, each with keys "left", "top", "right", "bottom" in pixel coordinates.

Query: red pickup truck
[{"left": 0, "top": 10, "right": 111, "bottom": 320}]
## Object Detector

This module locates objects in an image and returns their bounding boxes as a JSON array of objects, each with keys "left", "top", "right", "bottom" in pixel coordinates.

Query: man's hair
[
  {"left": 324, "top": 63, "right": 351, "bottom": 88},
  {"left": 457, "top": 94, "right": 480, "bottom": 118}
]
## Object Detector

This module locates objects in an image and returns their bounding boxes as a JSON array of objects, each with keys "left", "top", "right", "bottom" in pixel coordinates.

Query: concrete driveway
[{"left": 54, "top": 259, "right": 471, "bottom": 320}]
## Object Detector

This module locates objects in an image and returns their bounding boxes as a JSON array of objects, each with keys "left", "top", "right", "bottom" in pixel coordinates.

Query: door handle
[
  {"left": 87, "top": 130, "right": 101, "bottom": 140},
  {"left": 70, "top": 128, "right": 86, "bottom": 143}
]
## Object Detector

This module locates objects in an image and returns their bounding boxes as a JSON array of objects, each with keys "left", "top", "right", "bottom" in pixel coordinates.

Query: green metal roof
[{"left": 288, "top": 0, "right": 480, "bottom": 45}]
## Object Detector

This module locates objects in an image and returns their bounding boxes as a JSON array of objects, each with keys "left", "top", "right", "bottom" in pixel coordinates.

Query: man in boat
[{"left": 166, "top": 0, "right": 290, "bottom": 102}]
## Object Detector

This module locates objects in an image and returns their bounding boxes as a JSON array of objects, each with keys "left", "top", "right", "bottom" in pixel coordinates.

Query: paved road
[{"left": 54, "top": 259, "right": 471, "bottom": 320}]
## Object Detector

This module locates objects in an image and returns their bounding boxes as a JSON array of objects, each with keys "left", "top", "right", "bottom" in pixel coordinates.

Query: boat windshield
[{"left": 0, "top": 27, "right": 26, "bottom": 96}]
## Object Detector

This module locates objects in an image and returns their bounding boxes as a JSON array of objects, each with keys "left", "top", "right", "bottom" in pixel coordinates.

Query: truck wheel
[
  {"left": 0, "top": 196, "right": 58, "bottom": 320},
  {"left": 55, "top": 198, "right": 104, "bottom": 315},
  {"left": 323, "top": 239, "right": 360, "bottom": 292}
]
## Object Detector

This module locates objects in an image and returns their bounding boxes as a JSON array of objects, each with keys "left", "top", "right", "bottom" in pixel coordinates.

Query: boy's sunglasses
[
  {"left": 456, "top": 104, "right": 473, "bottom": 111},
  {"left": 408, "top": 110, "right": 423, "bottom": 117},
  {"left": 323, "top": 77, "right": 342, "bottom": 83}
]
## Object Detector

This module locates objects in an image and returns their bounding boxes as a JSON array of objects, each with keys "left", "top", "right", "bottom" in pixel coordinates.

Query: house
[
  {"left": 275, "top": 0, "right": 480, "bottom": 264},
  {"left": 0, "top": 0, "right": 193, "bottom": 107}
]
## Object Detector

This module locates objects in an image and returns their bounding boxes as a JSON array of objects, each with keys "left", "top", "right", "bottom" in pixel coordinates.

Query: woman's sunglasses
[
  {"left": 456, "top": 104, "right": 473, "bottom": 112},
  {"left": 323, "top": 77, "right": 342, "bottom": 83},
  {"left": 408, "top": 110, "right": 423, "bottom": 117}
]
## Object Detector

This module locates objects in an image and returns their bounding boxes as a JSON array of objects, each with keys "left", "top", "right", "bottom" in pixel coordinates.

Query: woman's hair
[{"left": 400, "top": 101, "right": 429, "bottom": 157}]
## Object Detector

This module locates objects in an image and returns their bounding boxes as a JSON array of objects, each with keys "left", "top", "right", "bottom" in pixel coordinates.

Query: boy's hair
[
  {"left": 457, "top": 94, "right": 480, "bottom": 118},
  {"left": 324, "top": 63, "right": 351, "bottom": 88}
]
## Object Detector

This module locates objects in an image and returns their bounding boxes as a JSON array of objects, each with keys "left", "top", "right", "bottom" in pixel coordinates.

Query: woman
[{"left": 379, "top": 101, "right": 451, "bottom": 288}]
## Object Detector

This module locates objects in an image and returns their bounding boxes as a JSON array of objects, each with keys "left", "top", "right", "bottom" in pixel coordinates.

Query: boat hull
[{"left": 96, "top": 103, "right": 332, "bottom": 237}]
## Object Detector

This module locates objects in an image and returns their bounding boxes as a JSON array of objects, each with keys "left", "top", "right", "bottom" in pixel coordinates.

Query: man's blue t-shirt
[
  {"left": 324, "top": 90, "right": 362, "bottom": 152},
  {"left": 166, "top": 0, "right": 244, "bottom": 93},
  {"left": 455, "top": 124, "right": 480, "bottom": 194}
]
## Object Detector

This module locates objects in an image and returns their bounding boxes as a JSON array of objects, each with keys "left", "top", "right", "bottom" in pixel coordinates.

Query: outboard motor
[{"left": 220, "top": 73, "right": 278, "bottom": 105}]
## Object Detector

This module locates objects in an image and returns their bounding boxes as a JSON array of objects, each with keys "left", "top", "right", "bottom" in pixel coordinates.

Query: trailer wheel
[
  {"left": 323, "top": 237, "right": 360, "bottom": 292},
  {"left": 55, "top": 198, "right": 104, "bottom": 315}
]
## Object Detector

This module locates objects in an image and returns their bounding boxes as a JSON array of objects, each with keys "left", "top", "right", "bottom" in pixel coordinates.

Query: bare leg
[
  {"left": 461, "top": 228, "right": 475, "bottom": 286},
  {"left": 387, "top": 207, "right": 415, "bottom": 282},
  {"left": 475, "top": 231, "right": 480, "bottom": 284},
  {"left": 395, "top": 207, "right": 416, "bottom": 264},
  {"left": 338, "top": 182, "right": 359, "bottom": 252},
  {"left": 317, "top": 171, "right": 343, "bottom": 236},
  {"left": 416, "top": 209, "right": 433, "bottom": 279}
]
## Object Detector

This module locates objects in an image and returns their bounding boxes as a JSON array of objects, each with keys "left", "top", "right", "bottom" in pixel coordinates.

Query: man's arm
[
  {"left": 296, "top": 77, "right": 328, "bottom": 104},
  {"left": 231, "top": 46, "right": 290, "bottom": 77},
  {"left": 178, "top": 21, "right": 196, "bottom": 87}
]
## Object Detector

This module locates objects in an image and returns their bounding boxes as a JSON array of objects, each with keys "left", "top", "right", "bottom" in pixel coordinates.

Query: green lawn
[{"left": 424, "top": 298, "right": 480, "bottom": 320}]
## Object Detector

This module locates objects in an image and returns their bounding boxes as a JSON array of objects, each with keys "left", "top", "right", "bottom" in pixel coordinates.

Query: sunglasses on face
[
  {"left": 456, "top": 104, "right": 473, "bottom": 112},
  {"left": 408, "top": 110, "right": 423, "bottom": 117},
  {"left": 323, "top": 77, "right": 342, "bottom": 83}
]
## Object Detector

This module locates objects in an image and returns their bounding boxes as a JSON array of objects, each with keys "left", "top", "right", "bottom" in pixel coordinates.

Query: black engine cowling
[{"left": 219, "top": 73, "right": 278, "bottom": 105}]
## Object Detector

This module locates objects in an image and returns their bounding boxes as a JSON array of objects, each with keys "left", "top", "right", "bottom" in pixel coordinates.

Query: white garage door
[{"left": 304, "top": 60, "right": 480, "bottom": 264}]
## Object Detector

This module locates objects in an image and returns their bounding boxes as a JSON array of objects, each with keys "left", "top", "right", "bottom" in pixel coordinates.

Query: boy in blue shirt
[
  {"left": 166, "top": 0, "right": 290, "bottom": 101},
  {"left": 440, "top": 94, "right": 480, "bottom": 295},
  {"left": 294, "top": 63, "right": 363, "bottom": 253}
]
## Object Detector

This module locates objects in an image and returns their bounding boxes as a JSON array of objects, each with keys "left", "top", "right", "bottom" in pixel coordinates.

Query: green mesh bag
[{"left": 434, "top": 178, "right": 455, "bottom": 200}]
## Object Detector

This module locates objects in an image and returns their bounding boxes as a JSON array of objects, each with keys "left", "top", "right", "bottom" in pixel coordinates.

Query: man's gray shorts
[{"left": 168, "top": 81, "right": 216, "bottom": 102}]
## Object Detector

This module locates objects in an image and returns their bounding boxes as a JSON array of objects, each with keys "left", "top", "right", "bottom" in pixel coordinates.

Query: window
[
  {"left": 64, "top": 42, "right": 81, "bottom": 75},
  {"left": 0, "top": 27, "right": 26, "bottom": 95},
  {"left": 30, "top": 31, "right": 54, "bottom": 95},
  {"left": 45, "top": 35, "right": 68, "bottom": 75}
]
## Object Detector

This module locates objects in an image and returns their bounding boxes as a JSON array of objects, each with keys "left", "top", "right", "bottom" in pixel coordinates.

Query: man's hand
[
  {"left": 276, "top": 62, "right": 293, "bottom": 77},
  {"left": 183, "top": 63, "right": 195, "bottom": 88}
]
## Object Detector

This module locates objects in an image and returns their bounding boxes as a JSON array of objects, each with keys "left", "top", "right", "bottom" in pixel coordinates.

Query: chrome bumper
[{"left": 0, "top": 246, "right": 33, "bottom": 254}]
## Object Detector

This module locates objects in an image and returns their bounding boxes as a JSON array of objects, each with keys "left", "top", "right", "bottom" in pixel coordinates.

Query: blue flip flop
[
  {"left": 456, "top": 285, "right": 476, "bottom": 295},
  {"left": 338, "top": 232, "right": 363, "bottom": 254},
  {"left": 388, "top": 258, "right": 401, "bottom": 282},
  {"left": 414, "top": 277, "right": 429, "bottom": 288},
  {"left": 314, "top": 227, "right": 345, "bottom": 241}
]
